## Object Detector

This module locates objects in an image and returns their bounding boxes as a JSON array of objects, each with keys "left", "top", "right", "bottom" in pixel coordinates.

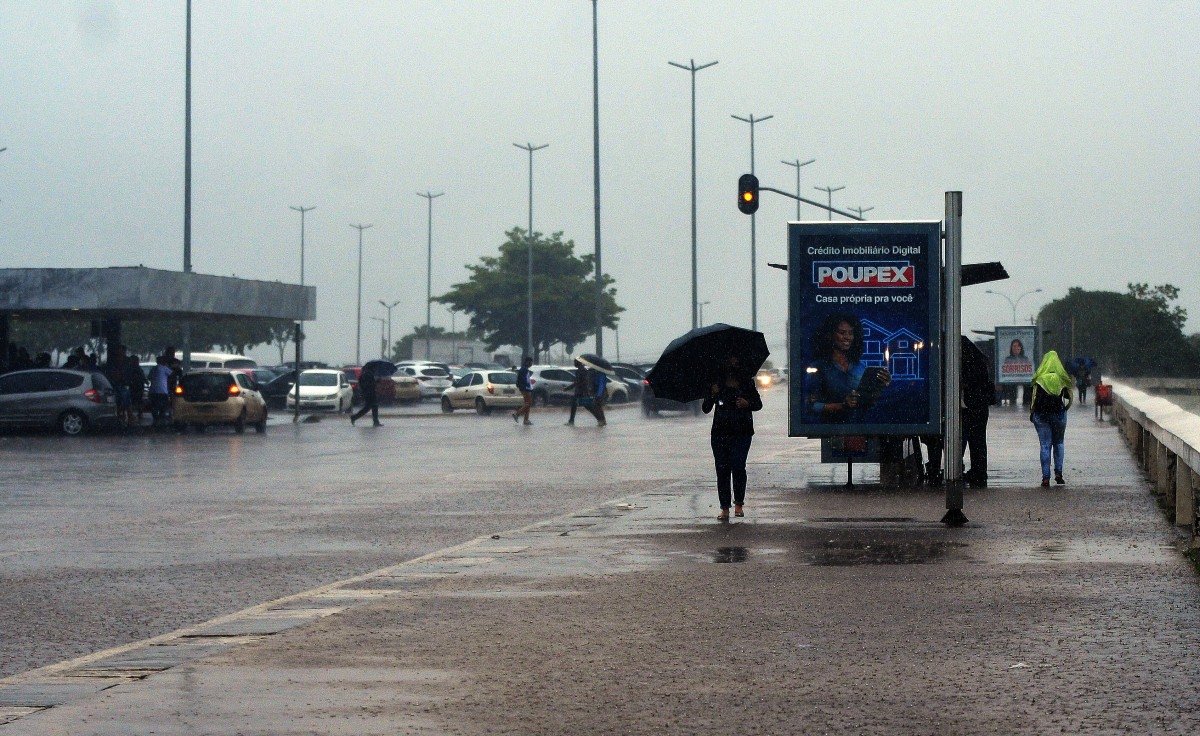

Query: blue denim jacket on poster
[{"left": 804, "top": 357, "right": 866, "bottom": 423}]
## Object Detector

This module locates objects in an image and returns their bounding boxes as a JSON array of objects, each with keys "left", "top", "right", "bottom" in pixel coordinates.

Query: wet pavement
[{"left": 4, "top": 397, "right": 1200, "bottom": 734}]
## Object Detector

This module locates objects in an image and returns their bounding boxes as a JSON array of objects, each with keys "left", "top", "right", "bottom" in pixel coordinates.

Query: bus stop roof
[{"left": 0, "top": 267, "right": 315, "bottom": 322}]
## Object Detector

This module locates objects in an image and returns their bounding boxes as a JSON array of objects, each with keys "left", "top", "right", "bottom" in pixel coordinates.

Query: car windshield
[
  {"left": 421, "top": 368, "right": 449, "bottom": 377},
  {"left": 300, "top": 373, "right": 338, "bottom": 387},
  {"left": 489, "top": 372, "right": 517, "bottom": 385}
]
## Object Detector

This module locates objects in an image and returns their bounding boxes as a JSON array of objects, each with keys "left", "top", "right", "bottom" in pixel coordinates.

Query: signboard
[
  {"left": 994, "top": 325, "right": 1038, "bottom": 385},
  {"left": 788, "top": 221, "right": 942, "bottom": 437},
  {"left": 820, "top": 435, "right": 882, "bottom": 463}
]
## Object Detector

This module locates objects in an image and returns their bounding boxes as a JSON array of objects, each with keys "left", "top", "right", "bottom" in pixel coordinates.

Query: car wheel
[
  {"left": 58, "top": 410, "right": 87, "bottom": 436},
  {"left": 441, "top": 396, "right": 454, "bottom": 414},
  {"left": 234, "top": 410, "right": 246, "bottom": 434},
  {"left": 612, "top": 389, "right": 629, "bottom": 404},
  {"left": 255, "top": 411, "right": 267, "bottom": 433},
  {"left": 475, "top": 397, "right": 491, "bottom": 416},
  {"left": 534, "top": 391, "right": 549, "bottom": 407},
  {"left": 642, "top": 403, "right": 657, "bottom": 418}
]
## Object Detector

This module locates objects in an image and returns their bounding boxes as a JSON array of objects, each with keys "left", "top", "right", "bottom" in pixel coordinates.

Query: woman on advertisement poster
[
  {"left": 1003, "top": 339, "right": 1031, "bottom": 372},
  {"left": 803, "top": 313, "right": 891, "bottom": 423}
]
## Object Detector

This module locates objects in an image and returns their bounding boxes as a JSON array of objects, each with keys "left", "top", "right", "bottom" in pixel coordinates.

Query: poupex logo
[{"left": 813, "top": 261, "right": 914, "bottom": 289}]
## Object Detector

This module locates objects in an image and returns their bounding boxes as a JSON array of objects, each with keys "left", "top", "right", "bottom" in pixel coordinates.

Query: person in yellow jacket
[{"left": 1030, "top": 351, "right": 1073, "bottom": 487}]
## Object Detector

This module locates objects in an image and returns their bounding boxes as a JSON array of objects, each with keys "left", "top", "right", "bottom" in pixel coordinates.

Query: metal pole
[
  {"left": 379, "top": 300, "right": 399, "bottom": 361},
  {"left": 416, "top": 191, "right": 443, "bottom": 360},
  {"left": 181, "top": 0, "right": 192, "bottom": 370},
  {"left": 592, "top": 0, "right": 603, "bottom": 356},
  {"left": 732, "top": 113, "right": 772, "bottom": 331},
  {"left": 514, "top": 143, "right": 548, "bottom": 359},
  {"left": 699, "top": 300, "right": 710, "bottom": 326},
  {"left": 849, "top": 206, "right": 874, "bottom": 220},
  {"left": 782, "top": 158, "right": 815, "bottom": 220},
  {"left": 293, "top": 321, "right": 302, "bottom": 422},
  {"left": 350, "top": 223, "right": 373, "bottom": 365},
  {"left": 371, "top": 317, "right": 386, "bottom": 359},
  {"left": 943, "top": 190, "right": 967, "bottom": 526},
  {"left": 815, "top": 185, "right": 845, "bottom": 221},
  {"left": 670, "top": 59, "right": 717, "bottom": 330},
  {"left": 290, "top": 205, "right": 314, "bottom": 417}
]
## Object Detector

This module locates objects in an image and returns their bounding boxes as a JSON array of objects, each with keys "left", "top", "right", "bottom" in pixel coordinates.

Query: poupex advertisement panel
[
  {"left": 789, "top": 221, "right": 942, "bottom": 437},
  {"left": 994, "top": 325, "right": 1038, "bottom": 385}
]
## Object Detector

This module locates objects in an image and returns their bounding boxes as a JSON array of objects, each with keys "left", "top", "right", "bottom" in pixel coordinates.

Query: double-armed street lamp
[
  {"left": 369, "top": 317, "right": 387, "bottom": 359},
  {"left": 849, "top": 205, "right": 874, "bottom": 220},
  {"left": 669, "top": 58, "right": 718, "bottom": 330},
  {"left": 699, "top": 300, "right": 711, "bottom": 327},
  {"left": 350, "top": 223, "right": 373, "bottom": 365},
  {"left": 416, "top": 191, "right": 444, "bottom": 361},
  {"left": 781, "top": 158, "right": 816, "bottom": 220},
  {"left": 379, "top": 299, "right": 400, "bottom": 361},
  {"left": 514, "top": 142, "right": 548, "bottom": 358},
  {"left": 985, "top": 287, "right": 1043, "bottom": 323},
  {"left": 814, "top": 185, "right": 845, "bottom": 221}
]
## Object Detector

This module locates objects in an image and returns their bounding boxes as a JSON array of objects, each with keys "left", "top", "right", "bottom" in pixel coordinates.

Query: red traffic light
[{"left": 737, "top": 174, "right": 759, "bottom": 214}]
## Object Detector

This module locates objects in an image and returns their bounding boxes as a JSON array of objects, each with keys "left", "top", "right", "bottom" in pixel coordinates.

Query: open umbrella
[
  {"left": 646, "top": 323, "right": 769, "bottom": 403},
  {"left": 361, "top": 359, "right": 398, "bottom": 377},
  {"left": 575, "top": 353, "right": 616, "bottom": 376}
]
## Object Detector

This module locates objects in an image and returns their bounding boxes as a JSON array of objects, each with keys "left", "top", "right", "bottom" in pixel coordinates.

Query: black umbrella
[
  {"left": 575, "top": 353, "right": 616, "bottom": 376},
  {"left": 647, "top": 323, "right": 770, "bottom": 403},
  {"left": 361, "top": 359, "right": 398, "bottom": 377}
]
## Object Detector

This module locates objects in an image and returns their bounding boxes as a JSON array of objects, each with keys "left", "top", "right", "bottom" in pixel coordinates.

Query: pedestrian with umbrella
[
  {"left": 647, "top": 324, "right": 769, "bottom": 520},
  {"left": 575, "top": 353, "right": 614, "bottom": 427},
  {"left": 351, "top": 360, "right": 394, "bottom": 427}
]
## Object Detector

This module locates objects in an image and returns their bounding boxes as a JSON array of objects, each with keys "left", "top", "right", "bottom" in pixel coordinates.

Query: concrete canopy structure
[{"left": 0, "top": 267, "right": 315, "bottom": 321}]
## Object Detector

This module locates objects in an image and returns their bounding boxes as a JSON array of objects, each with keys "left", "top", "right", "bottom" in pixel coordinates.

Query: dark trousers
[
  {"left": 711, "top": 434, "right": 753, "bottom": 508},
  {"left": 922, "top": 407, "right": 989, "bottom": 481},
  {"left": 352, "top": 400, "right": 379, "bottom": 424}
]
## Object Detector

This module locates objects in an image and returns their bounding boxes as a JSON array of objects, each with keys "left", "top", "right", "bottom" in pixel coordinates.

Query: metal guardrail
[{"left": 1110, "top": 381, "right": 1199, "bottom": 546}]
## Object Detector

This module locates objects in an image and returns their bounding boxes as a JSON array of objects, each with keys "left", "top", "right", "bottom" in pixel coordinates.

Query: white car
[
  {"left": 440, "top": 370, "right": 524, "bottom": 415},
  {"left": 286, "top": 369, "right": 354, "bottom": 412},
  {"left": 399, "top": 363, "right": 454, "bottom": 399}
]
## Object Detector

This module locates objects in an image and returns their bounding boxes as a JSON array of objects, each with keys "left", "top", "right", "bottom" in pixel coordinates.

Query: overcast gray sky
[{"left": 1, "top": 1, "right": 1197, "bottom": 364}]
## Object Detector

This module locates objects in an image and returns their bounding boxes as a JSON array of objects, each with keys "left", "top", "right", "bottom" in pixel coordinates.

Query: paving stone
[{"left": 0, "top": 680, "right": 114, "bottom": 708}]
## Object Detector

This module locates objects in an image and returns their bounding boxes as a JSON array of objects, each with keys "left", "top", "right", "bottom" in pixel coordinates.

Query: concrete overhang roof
[{"left": 0, "top": 267, "right": 315, "bottom": 321}]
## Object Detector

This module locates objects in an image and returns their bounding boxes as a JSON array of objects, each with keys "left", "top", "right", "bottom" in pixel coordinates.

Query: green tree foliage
[
  {"left": 1036, "top": 285, "right": 1199, "bottom": 377},
  {"left": 433, "top": 228, "right": 622, "bottom": 355}
]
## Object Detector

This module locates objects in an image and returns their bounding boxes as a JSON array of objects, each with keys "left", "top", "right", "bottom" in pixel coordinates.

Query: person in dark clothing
[
  {"left": 63, "top": 347, "right": 86, "bottom": 370},
  {"left": 126, "top": 352, "right": 145, "bottom": 424},
  {"left": 702, "top": 356, "right": 763, "bottom": 521},
  {"left": 104, "top": 344, "right": 134, "bottom": 427},
  {"left": 512, "top": 356, "right": 533, "bottom": 425},
  {"left": 922, "top": 336, "right": 995, "bottom": 487},
  {"left": 565, "top": 361, "right": 590, "bottom": 426},
  {"left": 350, "top": 366, "right": 382, "bottom": 426}
]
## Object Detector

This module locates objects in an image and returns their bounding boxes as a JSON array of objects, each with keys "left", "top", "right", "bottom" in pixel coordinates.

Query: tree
[
  {"left": 266, "top": 322, "right": 295, "bottom": 364},
  {"left": 433, "top": 228, "right": 622, "bottom": 357},
  {"left": 1036, "top": 285, "right": 1200, "bottom": 377}
]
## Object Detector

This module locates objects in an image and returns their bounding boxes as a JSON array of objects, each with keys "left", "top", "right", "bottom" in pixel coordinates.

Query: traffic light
[{"left": 737, "top": 173, "right": 759, "bottom": 214}]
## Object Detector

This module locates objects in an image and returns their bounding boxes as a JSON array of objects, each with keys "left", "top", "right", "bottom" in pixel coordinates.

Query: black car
[
  {"left": 259, "top": 370, "right": 298, "bottom": 409},
  {"left": 611, "top": 363, "right": 646, "bottom": 403},
  {"left": 640, "top": 365, "right": 702, "bottom": 417}
]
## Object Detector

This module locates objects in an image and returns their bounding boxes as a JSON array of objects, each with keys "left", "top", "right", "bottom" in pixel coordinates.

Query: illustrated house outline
[{"left": 859, "top": 319, "right": 924, "bottom": 381}]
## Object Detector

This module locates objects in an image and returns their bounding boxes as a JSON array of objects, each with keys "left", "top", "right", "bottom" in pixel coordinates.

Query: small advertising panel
[
  {"left": 788, "top": 221, "right": 942, "bottom": 437},
  {"left": 994, "top": 325, "right": 1038, "bottom": 385}
]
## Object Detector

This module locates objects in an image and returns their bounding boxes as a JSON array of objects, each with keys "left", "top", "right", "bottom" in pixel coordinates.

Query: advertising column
[
  {"left": 994, "top": 325, "right": 1038, "bottom": 386},
  {"left": 788, "top": 221, "right": 942, "bottom": 438}
]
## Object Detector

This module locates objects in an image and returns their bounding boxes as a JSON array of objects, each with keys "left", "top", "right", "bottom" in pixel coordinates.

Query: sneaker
[
  {"left": 350, "top": 414, "right": 356, "bottom": 426},
  {"left": 372, "top": 422, "right": 383, "bottom": 427},
  {"left": 523, "top": 420, "right": 533, "bottom": 426},
  {"left": 1040, "top": 477, "right": 1050, "bottom": 488},
  {"left": 512, "top": 413, "right": 518, "bottom": 423},
  {"left": 1055, "top": 473, "right": 1065, "bottom": 485}
]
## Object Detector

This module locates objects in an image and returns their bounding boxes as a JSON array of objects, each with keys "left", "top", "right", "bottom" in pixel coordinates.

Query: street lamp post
[
  {"left": 781, "top": 158, "right": 816, "bottom": 220},
  {"left": 181, "top": 0, "right": 193, "bottom": 370},
  {"left": 370, "top": 317, "right": 387, "bottom": 359},
  {"left": 849, "top": 205, "right": 874, "bottom": 220},
  {"left": 350, "top": 223, "right": 373, "bottom": 365},
  {"left": 416, "top": 191, "right": 443, "bottom": 361},
  {"left": 514, "top": 142, "right": 548, "bottom": 359},
  {"left": 289, "top": 205, "right": 315, "bottom": 418},
  {"left": 592, "top": 0, "right": 603, "bottom": 356},
  {"left": 814, "top": 185, "right": 846, "bottom": 221},
  {"left": 699, "top": 300, "right": 711, "bottom": 327},
  {"left": 669, "top": 58, "right": 718, "bottom": 330},
  {"left": 379, "top": 299, "right": 400, "bottom": 361},
  {"left": 731, "top": 113, "right": 773, "bottom": 332},
  {"left": 985, "top": 288, "right": 1043, "bottom": 323}
]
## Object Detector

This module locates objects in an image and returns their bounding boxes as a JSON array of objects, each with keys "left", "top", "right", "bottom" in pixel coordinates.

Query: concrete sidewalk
[{"left": 4, "top": 406, "right": 1200, "bottom": 734}]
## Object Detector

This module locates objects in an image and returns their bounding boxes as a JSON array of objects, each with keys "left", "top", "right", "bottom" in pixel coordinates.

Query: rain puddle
[
  {"left": 802, "top": 539, "right": 966, "bottom": 566},
  {"left": 712, "top": 547, "right": 749, "bottom": 563}
]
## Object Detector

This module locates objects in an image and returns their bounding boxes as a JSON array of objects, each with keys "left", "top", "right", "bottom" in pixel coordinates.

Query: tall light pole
[
  {"left": 514, "top": 142, "right": 548, "bottom": 358},
  {"left": 289, "top": 205, "right": 315, "bottom": 291},
  {"left": 732, "top": 113, "right": 773, "bottom": 331},
  {"left": 181, "top": 0, "right": 193, "bottom": 370},
  {"left": 369, "top": 317, "right": 387, "bottom": 359},
  {"left": 985, "top": 288, "right": 1043, "bottom": 323},
  {"left": 669, "top": 58, "right": 718, "bottom": 330},
  {"left": 350, "top": 223, "right": 373, "bottom": 365},
  {"left": 289, "top": 205, "right": 315, "bottom": 415},
  {"left": 814, "top": 185, "right": 845, "bottom": 221},
  {"left": 699, "top": 300, "right": 711, "bottom": 327},
  {"left": 592, "top": 0, "right": 603, "bottom": 356},
  {"left": 781, "top": 157, "right": 816, "bottom": 220},
  {"left": 416, "top": 191, "right": 443, "bottom": 361},
  {"left": 849, "top": 205, "right": 874, "bottom": 220},
  {"left": 379, "top": 299, "right": 400, "bottom": 361}
]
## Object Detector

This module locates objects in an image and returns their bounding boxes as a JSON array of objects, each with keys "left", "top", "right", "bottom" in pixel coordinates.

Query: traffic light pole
[{"left": 757, "top": 186, "right": 864, "bottom": 221}]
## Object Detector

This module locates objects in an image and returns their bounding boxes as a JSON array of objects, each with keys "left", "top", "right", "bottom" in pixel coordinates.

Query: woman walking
[
  {"left": 1030, "top": 350, "right": 1073, "bottom": 487},
  {"left": 703, "top": 356, "right": 763, "bottom": 521}
]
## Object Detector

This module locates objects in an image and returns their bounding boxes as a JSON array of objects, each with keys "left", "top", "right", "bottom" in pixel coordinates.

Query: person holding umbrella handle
[{"left": 703, "top": 355, "right": 763, "bottom": 521}]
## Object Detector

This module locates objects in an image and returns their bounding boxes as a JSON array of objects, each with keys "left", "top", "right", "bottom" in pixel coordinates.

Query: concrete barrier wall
[{"left": 1110, "top": 381, "right": 1199, "bottom": 546}]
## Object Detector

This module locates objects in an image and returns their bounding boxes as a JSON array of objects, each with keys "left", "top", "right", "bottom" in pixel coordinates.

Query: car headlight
[{"left": 326, "top": 392, "right": 339, "bottom": 399}]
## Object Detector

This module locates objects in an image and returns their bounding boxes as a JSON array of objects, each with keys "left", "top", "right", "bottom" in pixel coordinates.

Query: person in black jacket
[
  {"left": 702, "top": 356, "right": 763, "bottom": 521},
  {"left": 922, "top": 336, "right": 995, "bottom": 487},
  {"left": 350, "top": 366, "right": 382, "bottom": 426}
]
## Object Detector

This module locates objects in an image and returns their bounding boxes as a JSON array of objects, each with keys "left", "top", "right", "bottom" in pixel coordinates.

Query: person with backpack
[
  {"left": 1030, "top": 350, "right": 1073, "bottom": 487},
  {"left": 565, "top": 361, "right": 590, "bottom": 426}
]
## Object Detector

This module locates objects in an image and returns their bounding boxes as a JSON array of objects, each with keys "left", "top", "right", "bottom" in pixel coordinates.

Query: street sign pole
[{"left": 942, "top": 191, "right": 967, "bottom": 526}]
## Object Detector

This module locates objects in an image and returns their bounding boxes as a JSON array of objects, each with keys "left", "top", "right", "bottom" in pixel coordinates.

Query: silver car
[{"left": 0, "top": 369, "right": 117, "bottom": 435}]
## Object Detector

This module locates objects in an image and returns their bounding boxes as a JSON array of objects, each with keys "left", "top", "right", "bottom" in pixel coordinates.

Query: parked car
[
  {"left": 611, "top": 363, "right": 647, "bottom": 402},
  {"left": 0, "top": 369, "right": 117, "bottom": 435},
  {"left": 232, "top": 367, "right": 278, "bottom": 388},
  {"left": 440, "top": 370, "right": 523, "bottom": 414},
  {"left": 182, "top": 352, "right": 257, "bottom": 369},
  {"left": 385, "top": 374, "right": 422, "bottom": 404},
  {"left": 400, "top": 363, "right": 454, "bottom": 399},
  {"left": 528, "top": 365, "right": 577, "bottom": 405},
  {"left": 756, "top": 368, "right": 776, "bottom": 390},
  {"left": 259, "top": 370, "right": 298, "bottom": 409},
  {"left": 641, "top": 375, "right": 701, "bottom": 417},
  {"left": 172, "top": 369, "right": 268, "bottom": 433},
  {"left": 286, "top": 369, "right": 354, "bottom": 413}
]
